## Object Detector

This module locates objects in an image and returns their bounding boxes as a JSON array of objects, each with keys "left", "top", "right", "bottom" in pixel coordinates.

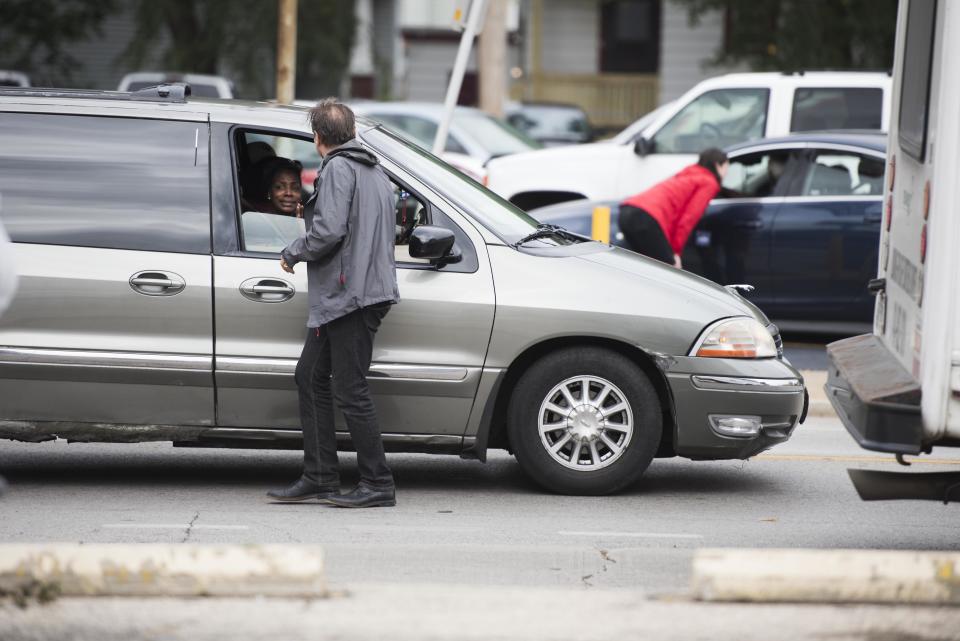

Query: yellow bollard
[{"left": 591, "top": 206, "right": 611, "bottom": 244}]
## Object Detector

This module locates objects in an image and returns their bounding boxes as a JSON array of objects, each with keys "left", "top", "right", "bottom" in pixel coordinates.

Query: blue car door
[
  {"left": 681, "top": 147, "right": 804, "bottom": 313},
  {"left": 770, "top": 148, "right": 884, "bottom": 327}
]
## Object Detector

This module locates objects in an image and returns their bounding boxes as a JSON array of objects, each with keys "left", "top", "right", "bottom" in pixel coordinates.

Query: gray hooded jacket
[{"left": 281, "top": 139, "right": 399, "bottom": 327}]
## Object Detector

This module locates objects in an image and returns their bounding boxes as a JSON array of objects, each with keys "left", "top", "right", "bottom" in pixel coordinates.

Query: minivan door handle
[
  {"left": 129, "top": 271, "right": 186, "bottom": 296},
  {"left": 239, "top": 278, "right": 295, "bottom": 303}
]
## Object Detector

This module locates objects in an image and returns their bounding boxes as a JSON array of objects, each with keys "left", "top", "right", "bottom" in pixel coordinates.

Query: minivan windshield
[
  {"left": 453, "top": 111, "right": 541, "bottom": 158},
  {"left": 364, "top": 126, "right": 570, "bottom": 246}
]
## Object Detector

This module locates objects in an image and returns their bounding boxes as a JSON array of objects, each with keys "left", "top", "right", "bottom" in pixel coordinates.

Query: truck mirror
[{"left": 633, "top": 137, "right": 652, "bottom": 157}]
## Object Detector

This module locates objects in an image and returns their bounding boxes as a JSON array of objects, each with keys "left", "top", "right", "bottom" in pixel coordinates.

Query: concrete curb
[
  {"left": 799, "top": 370, "right": 836, "bottom": 418},
  {"left": 0, "top": 544, "right": 325, "bottom": 598},
  {"left": 692, "top": 548, "right": 960, "bottom": 605}
]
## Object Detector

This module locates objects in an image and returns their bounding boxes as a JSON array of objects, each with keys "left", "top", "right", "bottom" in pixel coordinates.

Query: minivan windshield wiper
[{"left": 512, "top": 223, "right": 591, "bottom": 248}]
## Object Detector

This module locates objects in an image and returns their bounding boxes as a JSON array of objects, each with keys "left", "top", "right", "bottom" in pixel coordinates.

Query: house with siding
[
  {"left": 355, "top": 0, "right": 741, "bottom": 130},
  {"left": 18, "top": 0, "right": 739, "bottom": 132}
]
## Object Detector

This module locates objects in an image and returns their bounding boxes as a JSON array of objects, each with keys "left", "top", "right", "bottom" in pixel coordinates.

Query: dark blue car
[{"left": 531, "top": 132, "right": 886, "bottom": 334}]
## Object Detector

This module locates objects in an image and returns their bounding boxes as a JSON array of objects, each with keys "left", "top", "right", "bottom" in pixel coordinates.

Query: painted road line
[
  {"left": 103, "top": 524, "right": 250, "bottom": 530},
  {"left": 0, "top": 544, "right": 325, "bottom": 597},
  {"left": 756, "top": 454, "right": 960, "bottom": 465},
  {"left": 559, "top": 531, "right": 704, "bottom": 540}
]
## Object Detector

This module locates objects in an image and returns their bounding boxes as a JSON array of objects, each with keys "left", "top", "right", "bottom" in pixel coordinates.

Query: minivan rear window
[
  {"left": 790, "top": 88, "right": 884, "bottom": 132},
  {"left": 0, "top": 114, "right": 210, "bottom": 254}
]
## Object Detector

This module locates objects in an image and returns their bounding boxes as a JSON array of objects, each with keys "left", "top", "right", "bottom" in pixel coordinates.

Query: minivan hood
[{"left": 574, "top": 246, "right": 764, "bottom": 321}]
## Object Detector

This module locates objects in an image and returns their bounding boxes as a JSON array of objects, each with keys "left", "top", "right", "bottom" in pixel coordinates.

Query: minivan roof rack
[{"left": 0, "top": 83, "right": 191, "bottom": 103}]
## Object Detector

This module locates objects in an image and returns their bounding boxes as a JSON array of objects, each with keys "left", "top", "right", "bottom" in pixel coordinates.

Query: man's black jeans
[{"left": 295, "top": 304, "right": 394, "bottom": 490}]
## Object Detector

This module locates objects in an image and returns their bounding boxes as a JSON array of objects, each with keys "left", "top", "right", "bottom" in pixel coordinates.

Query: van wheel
[{"left": 508, "top": 347, "right": 661, "bottom": 495}]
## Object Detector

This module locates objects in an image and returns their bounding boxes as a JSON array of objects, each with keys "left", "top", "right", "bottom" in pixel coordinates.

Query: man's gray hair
[{"left": 308, "top": 98, "right": 356, "bottom": 147}]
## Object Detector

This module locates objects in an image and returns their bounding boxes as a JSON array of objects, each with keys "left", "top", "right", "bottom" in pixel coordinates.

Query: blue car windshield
[{"left": 363, "top": 126, "right": 556, "bottom": 245}]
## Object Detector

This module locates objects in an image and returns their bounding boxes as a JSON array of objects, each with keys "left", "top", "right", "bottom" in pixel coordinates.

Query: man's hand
[
  {"left": 280, "top": 257, "right": 295, "bottom": 274},
  {"left": 673, "top": 254, "right": 683, "bottom": 269}
]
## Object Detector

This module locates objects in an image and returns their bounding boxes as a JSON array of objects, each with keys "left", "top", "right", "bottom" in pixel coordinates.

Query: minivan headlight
[{"left": 691, "top": 318, "right": 777, "bottom": 359}]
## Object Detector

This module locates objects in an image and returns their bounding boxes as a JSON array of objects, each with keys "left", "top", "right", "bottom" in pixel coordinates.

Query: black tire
[{"left": 508, "top": 347, "right": 662, "bottom": 495}]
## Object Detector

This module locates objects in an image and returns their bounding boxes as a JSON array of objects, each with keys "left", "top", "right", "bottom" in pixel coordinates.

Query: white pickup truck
[{"left": 487, "top": 71, "right": 891, "bottom": 211}]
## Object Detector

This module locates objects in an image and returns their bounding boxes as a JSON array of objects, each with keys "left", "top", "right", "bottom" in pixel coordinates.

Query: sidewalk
[{"left": 1, "top": 582, "right": 957, "bottom": 641}]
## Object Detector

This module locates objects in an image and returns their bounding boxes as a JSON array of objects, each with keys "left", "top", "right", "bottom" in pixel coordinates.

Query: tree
[
  {"left": 122, "top": 0, "right": 356, "bottom": 99},
  {"left": 0, "top": 0, "right": 116, "bottom": 84},
  {"left": 672, "top": 0, "right": 898, "bottom": 71}
]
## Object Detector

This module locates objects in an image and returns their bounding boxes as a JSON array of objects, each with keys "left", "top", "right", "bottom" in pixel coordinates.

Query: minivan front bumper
[{"left": 664, "top": 356, "right": 806, "bottom": 459}]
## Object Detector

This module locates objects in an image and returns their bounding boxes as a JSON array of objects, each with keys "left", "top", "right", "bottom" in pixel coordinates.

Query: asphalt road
[{"left": 1, "top": 414, "right": 959, "bottom": 594}]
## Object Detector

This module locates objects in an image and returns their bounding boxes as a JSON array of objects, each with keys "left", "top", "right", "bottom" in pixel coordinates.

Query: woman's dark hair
[
  {"left": 256, "top": 156, "right": 303, "bottom": 199},
  {"left": 697, "top": 147, "right": 728, "bottom": 184},
  {"left": 308, "top": 98, "right": 356, "bottom": 147}
]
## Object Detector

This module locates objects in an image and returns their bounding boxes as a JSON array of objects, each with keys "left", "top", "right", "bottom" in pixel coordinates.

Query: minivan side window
[
  {"left": 651, "top": 89, "right": 769, "bottom": 154},
  {"left": 234, "top": 131, "right": 314, "bottom": 254},
  {"left": 790, "top": 88, "right": 883, "bottom": 132},
  {"left": 231, "top": 129, "right": 477, "bottom": 270},
  {"left": 0, "top": 114, "right": 210, "bottom": 253}
]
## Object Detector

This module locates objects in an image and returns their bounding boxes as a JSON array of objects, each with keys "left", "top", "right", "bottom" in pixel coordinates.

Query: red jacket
[{"left": 621, "top": 164, "right": 720, "bottom": 254}]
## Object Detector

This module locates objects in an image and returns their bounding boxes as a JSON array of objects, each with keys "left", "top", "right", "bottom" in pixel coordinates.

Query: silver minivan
[{"left": 0, "top": 86, "right": 807, "bottom": 495}]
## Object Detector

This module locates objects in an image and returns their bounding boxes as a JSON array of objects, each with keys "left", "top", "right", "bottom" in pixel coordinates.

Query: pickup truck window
[
  {"left": 791, "top": 88, "right": 883, "bottom": 132},
  {"left": 652, "top": 88, "right": 769, "bottom": 154}
]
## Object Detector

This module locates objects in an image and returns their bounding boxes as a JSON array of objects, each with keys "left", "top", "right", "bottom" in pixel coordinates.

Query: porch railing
[{"left": 510, "top": 72, "right": 660, "bottom": 130}]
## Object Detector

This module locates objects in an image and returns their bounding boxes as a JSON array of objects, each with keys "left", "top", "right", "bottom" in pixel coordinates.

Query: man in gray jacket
[{"left": 268, "top": 99, "right": 400, "bottom": 508}]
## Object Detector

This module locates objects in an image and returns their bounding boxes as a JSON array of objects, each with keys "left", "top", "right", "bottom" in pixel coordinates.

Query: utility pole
[
  {"left": 433, "top": 0, "right": 488, "bottom": 155},
  {"left": 276, "top": 0, "right": 298, "bottom": 104},
  {"left": 479, "top": 0, "right": 508, "bottom": 118}
]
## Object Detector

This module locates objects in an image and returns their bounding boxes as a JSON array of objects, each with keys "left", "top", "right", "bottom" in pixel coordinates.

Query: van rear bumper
[{"left": 825, "top": 334, "right": 923, "bottom": 455}]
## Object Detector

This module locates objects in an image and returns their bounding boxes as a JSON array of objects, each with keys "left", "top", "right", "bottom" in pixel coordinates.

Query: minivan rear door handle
[
  {"left": 129, "top": 271, "right": 186, "bottom": 296},
  {"left": 239, "top": 278, "right": 295, "bottom": 303}
]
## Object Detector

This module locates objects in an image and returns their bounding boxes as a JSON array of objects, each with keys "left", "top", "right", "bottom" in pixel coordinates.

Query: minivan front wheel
[{"left": 508, "top": 347, "right": 662, "bottom": 495}]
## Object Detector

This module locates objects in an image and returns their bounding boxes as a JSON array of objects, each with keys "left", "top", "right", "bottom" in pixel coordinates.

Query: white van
[
  {"left": 487, "top": 72, "right": 891, "bottom": 210},
  {"left": 826, "top": 0, "right": 960, "bottom": 499}
]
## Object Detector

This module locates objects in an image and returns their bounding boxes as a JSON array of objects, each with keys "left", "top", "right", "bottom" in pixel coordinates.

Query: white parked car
[
  {"left": 349, "top": 102, "right": 541, "bottom": 182},
  {"left": 487, "top": 72, "right": 892, "bottom": 210}
]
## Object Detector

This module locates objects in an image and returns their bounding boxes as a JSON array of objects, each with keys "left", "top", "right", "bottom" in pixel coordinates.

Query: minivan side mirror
[
  {"left": 633, "top": 137, "right": 653, "bottom": 157},
  {"left": 409, "top": 225, "right": 462, "bottom": 266}
]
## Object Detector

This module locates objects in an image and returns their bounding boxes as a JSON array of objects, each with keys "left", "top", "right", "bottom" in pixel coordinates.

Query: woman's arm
[{"left": 670, "top": 180, "right": 719, "bottom": 255}]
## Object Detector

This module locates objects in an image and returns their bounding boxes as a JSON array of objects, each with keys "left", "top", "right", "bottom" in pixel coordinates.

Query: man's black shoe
[
  {"left": 325, "top": 484, "right": 396, "bottom": 508},
  {"left": 267, "top": 478, "right": 340, "bottom": 502}
]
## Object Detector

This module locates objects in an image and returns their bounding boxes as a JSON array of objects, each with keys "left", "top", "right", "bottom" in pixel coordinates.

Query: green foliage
[
  {"left": 121, "top": 0, "right": 356, "bottom": 99},
  {"left": 0, "top": 0, "right": 116, "bottom": 84},
  {"left": 672, "top": 0, "right": 898, "bottom": 71}
]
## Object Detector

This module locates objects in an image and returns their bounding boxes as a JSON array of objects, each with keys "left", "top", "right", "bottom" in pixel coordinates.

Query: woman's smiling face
[{"left": 269, "top": 169, "right": 302, "bottom": 215}]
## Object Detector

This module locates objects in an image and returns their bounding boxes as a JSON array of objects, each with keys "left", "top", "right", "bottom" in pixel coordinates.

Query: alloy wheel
[{"left": 537, "top": 375, "right": 634, "bottom": 471}]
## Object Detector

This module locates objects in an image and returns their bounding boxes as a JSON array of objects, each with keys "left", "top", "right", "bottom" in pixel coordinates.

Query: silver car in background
[
  {"left": 0, "top": 85, "right": 806, "bottom": 495},
  {"left": 348, "top": 101, "right": 541, "bottom": 183}
]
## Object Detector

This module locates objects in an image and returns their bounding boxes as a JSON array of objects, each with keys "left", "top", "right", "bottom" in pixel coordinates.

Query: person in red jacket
[{"left": 619, "top": 148, "right": 729, "bottom": 268}]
